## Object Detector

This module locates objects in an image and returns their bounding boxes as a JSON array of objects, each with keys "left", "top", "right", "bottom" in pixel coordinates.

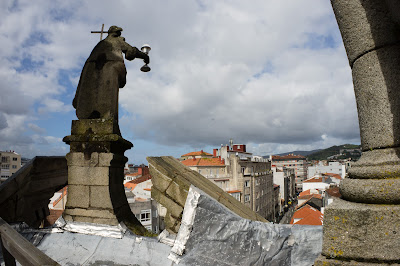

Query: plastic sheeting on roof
[
  {"left": 171, "top": 186, "right": 323, "bottom": 265},
  {"left": 1, "top": 186, "right": 323, "bottom": 266}
]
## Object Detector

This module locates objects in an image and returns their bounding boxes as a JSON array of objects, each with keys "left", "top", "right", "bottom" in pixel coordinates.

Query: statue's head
[{"left": 108, "top": 25, "right": 123, "bottom": 37}]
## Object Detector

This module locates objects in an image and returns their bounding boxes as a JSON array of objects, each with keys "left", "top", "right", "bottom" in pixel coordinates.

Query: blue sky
[{"left": 0, "top": 0, "right": 359, "bottom": 164}]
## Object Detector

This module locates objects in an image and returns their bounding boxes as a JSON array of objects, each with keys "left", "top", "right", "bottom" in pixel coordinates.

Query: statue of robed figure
[{"left": 72, "top": 25, "right": 149, "bottom": 135}]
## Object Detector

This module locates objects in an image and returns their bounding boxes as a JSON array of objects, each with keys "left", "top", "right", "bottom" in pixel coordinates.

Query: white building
[
  {"left": 307, "top": 161, "right": 346, "bottom": 179},
  {"left": 302, "top": 173, "right": 342, "bottom": 192},
  {"left": 0, "top": 151, "right": 21, "bottom": 183}
]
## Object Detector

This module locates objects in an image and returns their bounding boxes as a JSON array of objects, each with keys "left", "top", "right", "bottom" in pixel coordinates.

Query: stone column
[
  {"left": 62, "top": 119, "right": 147, "bottom": 235},
  {"left": 315, "top": 0, "right": 400, "bottom": 264}
]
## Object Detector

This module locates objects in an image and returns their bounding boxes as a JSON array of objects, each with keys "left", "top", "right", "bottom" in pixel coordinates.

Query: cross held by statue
[{"left": 91, "top": 24, "right": 108, "bottom": 41}]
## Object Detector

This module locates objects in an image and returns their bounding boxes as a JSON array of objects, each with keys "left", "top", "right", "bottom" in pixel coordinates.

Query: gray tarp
[{"left": 1, "top": 185, "right": 322, "bottom": 265}]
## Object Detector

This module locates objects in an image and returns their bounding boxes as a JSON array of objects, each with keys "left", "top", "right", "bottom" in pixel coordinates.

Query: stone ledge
[
  {"left": 63, "top": 208, "right": 116, "bottom": 219},
  {"left": 322, "top": 198, "right": 400, "bottom": 262}
]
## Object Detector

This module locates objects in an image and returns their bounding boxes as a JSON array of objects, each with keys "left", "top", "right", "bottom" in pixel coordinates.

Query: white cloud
[{"left": 0, "top": 0, "right": 360, "bottom": 161}]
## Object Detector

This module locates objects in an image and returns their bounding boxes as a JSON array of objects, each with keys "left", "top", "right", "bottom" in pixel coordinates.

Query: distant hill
[
  {"left": 275, "top": 150, "right": 322, "bottom": 157},
  {"left": 262, "top": 144, "right": 361, "bottom": 161},
  {"left": 306, "top": 144, "right": 361, "bottom": 161},
  {"left": 262, "top": 149, "right": 321, "bottom": 159}
]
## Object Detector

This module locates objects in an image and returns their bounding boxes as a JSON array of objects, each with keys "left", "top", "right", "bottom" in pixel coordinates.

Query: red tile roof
[
  {"left": 181, "top": 157, "right": 225, "bottom": 166},
  {"left": 182, "top": 150, "right": 213, "bottom": 157},
  {"left": 290, "top": 205, "right": 323, "bottom": 226},
  {"left": 124, "top": 174, "right": 151, "bottom": 190},
  {"left": 298, "top": 193, "right": 322, "bottom": 201},
  {"left": 227, "top": 190, "right": 241, "bottom": 193},
  {"left": 126, "top": 172, "right": 141, "bottom": 177},
  {"left": 299, "top": 189, "right": 311, "bottom": 197},
  {"left": 303, "top": 177, "right": 324, "bottom": 183},
  {"left": 325, "top": 187, "right": 341, "bottom": 198}
]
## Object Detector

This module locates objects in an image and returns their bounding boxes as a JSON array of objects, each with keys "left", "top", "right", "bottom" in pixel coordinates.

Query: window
[
  {"left": 140, "top": 210, "right": 151, "bottom": 223},
  {"left": 1, "top": 157, "right": 8, "bottom": 163},
  {"left": 241, "top": 167, "right": 245, "bottom": 174},
  {"left": 12, "top": 165, "right": 17, "bottom": 169},
  {"left": 230, "top": 193, "right": 240, "bottom": 201},
  {"left": 12, "top": 157, "right": 17, "bottom": 161},
  {"left": 1, "top": 164, "right": 9, "bottom": 169},
  {"left": 244, "top": 194, "right": 250, "bottom": 202},
  {"left": 245, "top": 180, "right": 250, "bottom": 187}
]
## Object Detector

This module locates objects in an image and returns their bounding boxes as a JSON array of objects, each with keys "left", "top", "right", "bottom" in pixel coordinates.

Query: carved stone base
[
  {"left": 62, "top": 152, "right": 123, "bottom": 226},
  {"left": 62, "top": 119, "right": 147, "bottom": 235},
  {"left": 319, "top": 198, "right": 400, "bottom": 264}
]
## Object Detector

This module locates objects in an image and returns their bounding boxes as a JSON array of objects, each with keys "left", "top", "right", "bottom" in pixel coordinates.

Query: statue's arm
[{"left": 121, "top": 39, "right": 149, "bottom": 63}]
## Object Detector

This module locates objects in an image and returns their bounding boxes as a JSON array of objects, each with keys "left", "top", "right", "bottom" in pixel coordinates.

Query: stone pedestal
[
  {"left": 316, "top": 1, "right": 400, "bottom": 264},
  {"left": 62, "top": 119, "right": 147, "bottom": 235}
]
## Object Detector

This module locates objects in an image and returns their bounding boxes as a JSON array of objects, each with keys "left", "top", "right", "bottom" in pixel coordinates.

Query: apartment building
[
  {"left": 181, "top": 141, "right": 275, "bottom": 221},
  {"left": 0, "top": 150, "right": 21, "bottom": 184},
  {"left": 271, "top": 154, "right": 307, "bottom": 192}
]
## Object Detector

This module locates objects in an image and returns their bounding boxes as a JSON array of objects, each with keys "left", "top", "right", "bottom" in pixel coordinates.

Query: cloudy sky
[{"left": 0, "top": 0, "right": 360, "bottom": 164}]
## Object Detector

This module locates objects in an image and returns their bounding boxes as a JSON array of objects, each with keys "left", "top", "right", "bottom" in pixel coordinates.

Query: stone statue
[{"left": 72, "top": 25, "right": 149, "bottom": 134}]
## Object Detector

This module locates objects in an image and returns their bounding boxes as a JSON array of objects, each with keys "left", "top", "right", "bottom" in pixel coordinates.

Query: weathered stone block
[
  {"left": 65, "top": 185, "right": 89, "bottom": 209},
  {"left": 322, "top": 198, "right": 400, "bottom": 262},
  {"left": 92, "top": 218, "right": 119, "bottom": 226},
  {"left": 63, "top": 208, "right": 115, "bottom": 219},
  {"left": 66, "top": 152, "right": 99, "bottom": 167},
  {"left": 164, "top": 211, "right": 179, "bottom": 234},
  {"left": 149, "top": 164, "right": 173, "bottom": 193},
  {"left": 68, "top": 165, "right": 109, "bottom": 186},
  {"left": 331, "top": 0, "right": 400, "bottom": 66},
  {"left": 73, "top": 216, "right": 94, "bottom": 223},
  {"left": 63, "top": 214, "right": 73, "bottom": 222},
  {"left": 98, "top": 153, "right": 115, "bottom": 167},
  {"left": 165, "top": 181, "right": 189, "bottom": 207},
  {"left": 352, "top": 44, "right": 400, "bottom": 150},
  {"left": 71, "top": 119, "right": 114, "bottom": 135},
  {"left": 152, "top": 187, "right": 183, "bottom": 219},
  {"left": 90, "top": 186, "right": 113, "bottom": 209}
]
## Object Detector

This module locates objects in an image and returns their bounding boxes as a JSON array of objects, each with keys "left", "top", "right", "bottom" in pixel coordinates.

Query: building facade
[
  {"left": 181, "top": 141, "right": 275, "bottom": 221},
  {"left": 307, "top": 161, "right": 346, "bottom": 179},
  {"left": 0, "top": 151, "right": 21, "bottom": 184},
  {"left": 271, "top": 154, "right": 307, "bottom": 192}
]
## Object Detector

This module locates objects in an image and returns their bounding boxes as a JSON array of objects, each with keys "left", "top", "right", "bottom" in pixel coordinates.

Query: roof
[
  {"left": 271, "top": 154, "right": 305, "bottom": 160},
  {"left": 298, "top": 194, "right": 322, "bottom": 200},
  {"left": 291, "top": 205, "right": 323, "bottom": 225},
  {"left": 325, "top": 186, "right": 341, "bottom": 198},
  {"left": 299, "top": 189, "right": 322, "bottom": 198},
  {"left": 181, "top": 157, "right": 225, "bottom": 166},
  {"left": 181, "top": 150, "right": 213, "bottom": 157},
  {"left": 124, "top": 174, "right": 151, "bottom": 190},
  {"left": 323, "top": 173, "right": 342, "bottom": 180},
  {"left": 303, "top": 176, "right": 337, "bottom": 183},
  {"left": 227, "top": 190, "right": 241, "bottom": 193},
  {"left": 125, "top": 172, "right": 141, "bottom": 177}
]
